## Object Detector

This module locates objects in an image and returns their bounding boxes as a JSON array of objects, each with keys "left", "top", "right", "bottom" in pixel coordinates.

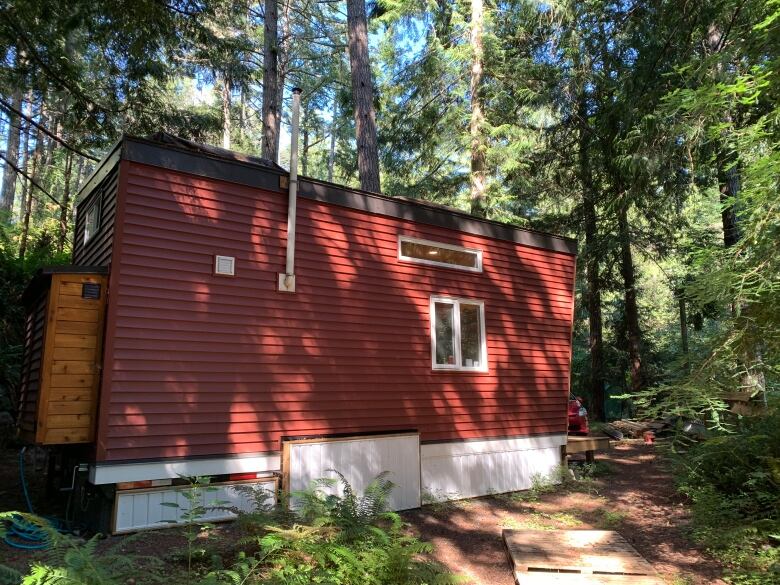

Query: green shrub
[{"left": 674, "top": 408, "right": 780, "bottom": 584}]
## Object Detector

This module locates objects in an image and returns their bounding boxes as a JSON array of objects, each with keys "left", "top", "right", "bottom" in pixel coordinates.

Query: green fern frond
[{"left": 0, "top": 564, "right": 23, "bottom": 585}]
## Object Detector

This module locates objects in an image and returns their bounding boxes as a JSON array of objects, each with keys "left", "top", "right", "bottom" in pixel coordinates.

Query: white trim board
[{"left": 90, "top": 453, "right": 281, "bottom": 485}]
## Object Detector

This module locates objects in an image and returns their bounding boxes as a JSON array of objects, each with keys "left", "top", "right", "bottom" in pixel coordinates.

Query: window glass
[
  {"left": 460, "top": 303, "right": 482, "bottom": 368},
  {"left": 430, "top": 297, "right": 487, "bottom": 371},
  {"left": 434, "top": 302, "right": 455, "bottom": 365},
  {"left": 84, "top": 203, "right": 99, "bottom": 244},
  {"left": 399, "top": 238, "right": 481, "bottom": 271}
]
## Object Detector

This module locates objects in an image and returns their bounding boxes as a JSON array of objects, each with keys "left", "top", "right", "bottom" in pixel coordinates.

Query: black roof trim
[
  {"left": 75, "top": 139, "right": 122, "bottom": 206},
  {"left": 118, "top": 135, "right": 576, "bottom": 256},
  {"left": 123, "top": 136, "right": 285, "bottom": 194},
  {"left": 145, "top": 132, "right": 284, "bottom": 171},
  {"left": 299, "top": 178, "right": 577, "bottom": 255},
  {"left": 38, "top": 265, "right": 110, "bottom": 275}
]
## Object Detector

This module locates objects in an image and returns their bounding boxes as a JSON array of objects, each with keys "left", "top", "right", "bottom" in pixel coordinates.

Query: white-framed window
[
  {"left": 398, "top": 236, "right": 482, "bottom": 272},
  {"left": 84, "top": 202, "right": 100, "bottom": 244},
  {"left": 430, "top": 296, "right": 488, "bottom": 371}
]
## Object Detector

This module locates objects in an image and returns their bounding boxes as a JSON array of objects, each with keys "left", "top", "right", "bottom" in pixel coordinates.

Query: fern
[
  {"left": 1, "top": 512, "right": 163, "bottom": 585},
  {"left": 217, "top": 470, "right": 461, "bottom": 584},
  {"left": 0, "top": 564, "right": 22, "bottom": 585}
]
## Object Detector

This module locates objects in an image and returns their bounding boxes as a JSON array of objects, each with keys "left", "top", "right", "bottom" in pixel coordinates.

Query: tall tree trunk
[
  {"left": 707, "top": 22, "right": 740, "bottom": 247},
  {"left": 17, "top": 95, "right": 33, "bottom": 220},
  {"left": 346, "top": 0, "right": 381, "bottom": 193},
  {"left": 18, "top": 186, "right": 33, "bottom": 261},
  {"left": 261, "top": 0, "right": 280, "bottom": 162},
  {"left": 30, "top": 113, "right": 47, "bottom": 220},
  {"left": 328, "top": 94, "right": 337, "bottom": 182},
  {"left": 57, "top": 151, "right": 73, "bottom": 254},
  {"left": 707, "top": 23, "right": 764, "bottom": 397},
  {"left": 468, "top": 0, "right": 486, "bottom": 217},
  {"left": 617, "top": 199, "right": 643, "bottom": 394},
  {"left": 718, "top": 160, "right": 740, "bottom": 246},
  {"left": 275, "top": 0, "right": 292, "bottom": 158},
  {"left": 0, "top": 87, "right": 23, "bottom": 214},
  {"left": 19, "top": 131, "right": 42, "bottom": 260},
  {"left": 239, "top": 87, "right": 247, "bottom": 140},
  {"left": 221, "top": 75, "right": 232, "bottom": 149},
  {"left": 301, "top": 106, "right": 309, "bottom": 176},
  {"left": 678, "top": 291, "right": 689, "bottom": 363},
  {"left": 578, "top": 96, "right": 605, "bottom": 421}
]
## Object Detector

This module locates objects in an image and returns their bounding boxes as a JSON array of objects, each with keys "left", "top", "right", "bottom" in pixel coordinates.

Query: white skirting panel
[
  {"left": 286, "top": 433, "right": 421, "bottom": 511},
  {"left": 113, "top": 478, "right": 275, "bottom": 534},
  {"left": 420, "top": 434, "right": 566, "bottom": 502}
]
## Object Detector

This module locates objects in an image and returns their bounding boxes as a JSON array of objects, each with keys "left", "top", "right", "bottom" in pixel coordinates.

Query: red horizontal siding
[{"left": 96, "top": 162, "right": 575, "bottom": 462}]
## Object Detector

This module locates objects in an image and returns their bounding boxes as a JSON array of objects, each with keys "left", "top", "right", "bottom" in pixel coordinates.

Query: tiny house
[{"left": 17, "top": 132, "right": 576, "bottom": 533}]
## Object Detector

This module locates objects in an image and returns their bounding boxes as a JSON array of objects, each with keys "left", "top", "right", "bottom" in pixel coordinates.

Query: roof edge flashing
[{"left": 117, "top": 134, "right": 577, "bottom": 256}]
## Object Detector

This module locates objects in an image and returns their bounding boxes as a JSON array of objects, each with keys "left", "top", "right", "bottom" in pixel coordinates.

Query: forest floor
[
  {"left": 0, "top": 442, "right": 725, "bottom": 584},
  {"left": 404, "top": 442, "right": 725, "bottom": 585}
]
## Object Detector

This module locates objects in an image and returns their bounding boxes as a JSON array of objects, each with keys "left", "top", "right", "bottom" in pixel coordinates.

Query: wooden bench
[{"left": 563, "top": 436, "right": 611, "bottom": 464}]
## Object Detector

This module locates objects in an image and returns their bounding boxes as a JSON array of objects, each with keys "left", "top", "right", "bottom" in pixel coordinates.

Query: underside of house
[{"left": 16, "top": 133, "right": 577, "bottom": 533}]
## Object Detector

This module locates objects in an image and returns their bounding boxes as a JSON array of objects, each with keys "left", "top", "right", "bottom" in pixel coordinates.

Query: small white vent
[{"left": 215, "top": 255, "right": 235, "bottom": 276}]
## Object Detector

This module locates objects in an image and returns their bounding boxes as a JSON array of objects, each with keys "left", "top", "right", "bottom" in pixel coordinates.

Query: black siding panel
[{"left": 73, "top": 164, "right": 119, "bottom": 266}]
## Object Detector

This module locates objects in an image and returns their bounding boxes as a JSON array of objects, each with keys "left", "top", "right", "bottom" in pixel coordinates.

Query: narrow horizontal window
[
  {"left": 430, "top": 297, "right": 487, "bottom": 371},
  {"left": 399, "top": 236, "right": 482, "bottom": 272},
  {"left": 84, "top": 201, "right": 100, "bottom": 244}
]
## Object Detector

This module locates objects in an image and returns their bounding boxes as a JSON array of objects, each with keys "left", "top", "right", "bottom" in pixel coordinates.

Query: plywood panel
[
  {"left": 50, "top": 373, "right": 96, "bottom": 388},
  {"left": 421, "top": 435, "right": 564, "bottom": 501},
  {"left": 503, "top": 530, "right": 660, "bottom": 579},
  {"left": 53, "top": 335, "right": 98, "bottom": 349},
  {"left": 51, "top": 362, "right": 97, "bottom": 375},
  {"left": 57, "top": 308, "right": 100, "bottom": 323},
  {"left": 515, "top": 575, "right": 664, "bottom": 585},
  {"left": 48, "top": 401, "right": 93, "bottom": 415},
  {"left": 43, "top": 428, "right": 92, "bottom": 443},
  {"left": 285, "top": 433, "right": 421, "bottom": 511}
]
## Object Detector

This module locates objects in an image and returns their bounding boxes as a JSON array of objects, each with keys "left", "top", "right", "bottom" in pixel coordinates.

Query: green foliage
[
  {"left": 162, "top": 476, "right": 226, "bottom": 578},
  {"left": 672, "top": 408, "right": 780, "bottom": 583},
  {"left": 0, "top": 223, "right": 69, "bottom": 421},
  {"left": 0, "top": 511, "right": 162, "bottom": 585},
  {"left": 206, "top": 471, "right": 460, "bottom": 585}
]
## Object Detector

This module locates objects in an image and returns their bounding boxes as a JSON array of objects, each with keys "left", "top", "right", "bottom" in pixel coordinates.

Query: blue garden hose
[{"left": 2, "top": 447, "right": 56, "bottom": 550}]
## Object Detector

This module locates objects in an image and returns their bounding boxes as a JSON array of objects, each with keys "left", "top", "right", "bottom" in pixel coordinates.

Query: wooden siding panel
[
  {"left": 97, "top": 162, "right": 575, "bottom": 462},
  {"left": 16, "top": 293, "right": 48, "bottom": 440},
  {"left": 26, "top": 274, "right": 109, "bottom": 445},
  {"left": 72, "top": 164, "right": 119, "bottom": 266}
]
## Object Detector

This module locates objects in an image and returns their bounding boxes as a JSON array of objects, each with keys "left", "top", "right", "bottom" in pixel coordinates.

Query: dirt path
[{"left": 402, "top": 443, "right": 725, "bottom": 585}]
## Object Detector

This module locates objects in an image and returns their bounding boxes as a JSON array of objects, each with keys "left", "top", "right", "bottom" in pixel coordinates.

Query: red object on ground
[
  {"left": 644, "top": 430, "right": 655, "bottom": 445},
  {"left": 568, "top": 394, "right": 589, "bottom": 435}
]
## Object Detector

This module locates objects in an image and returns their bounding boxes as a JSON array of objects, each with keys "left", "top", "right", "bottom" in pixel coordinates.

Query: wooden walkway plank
[
  {"left": 514, "top": 574, "right": 665, "bottom": 585},
  {"left": 503, "top": 530, "right": 664, "bottom": 585}
]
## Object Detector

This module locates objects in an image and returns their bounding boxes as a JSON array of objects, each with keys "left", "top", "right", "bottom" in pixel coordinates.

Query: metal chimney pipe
[{"left": 278, "top": 87, "right": 303, "bottom": 293}]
